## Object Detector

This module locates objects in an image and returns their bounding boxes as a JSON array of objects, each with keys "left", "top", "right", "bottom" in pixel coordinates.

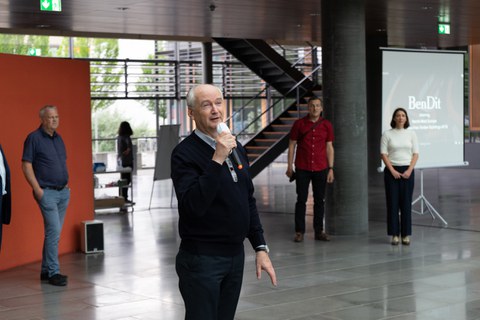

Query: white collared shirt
[{"left": 194, "top": 130, "right": 238, "bottom": 182}]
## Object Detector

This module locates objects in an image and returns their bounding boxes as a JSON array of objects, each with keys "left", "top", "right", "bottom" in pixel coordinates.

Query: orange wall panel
[{"left": 0, "top": 53, "right": 93, "bottom": 271}]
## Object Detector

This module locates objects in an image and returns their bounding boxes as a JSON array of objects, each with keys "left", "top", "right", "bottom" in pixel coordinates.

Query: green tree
[
  {"left": 136, "top": 50, "right": 169, "bottom": 124},
  {"left": 0, "top": 34, "right": 51, "bottom": 56},
  {"left": 92, "top": 109, "right": 155, "bottom": 153},
  {"left": 58, "top": 37, "right": 121, "bottom": 112}
]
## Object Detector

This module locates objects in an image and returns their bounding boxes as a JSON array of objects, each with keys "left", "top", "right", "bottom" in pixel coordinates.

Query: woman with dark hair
[
  {"left": 380, "top": 107, "right": 419, "bottom": 245},
  {"left": 117, "top": 121, "right": 134, "bottom": 204}
]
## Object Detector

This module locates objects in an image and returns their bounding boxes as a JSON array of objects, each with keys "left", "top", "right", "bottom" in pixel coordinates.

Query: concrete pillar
[
  {"left": 202, "top": 42, "right": 213, "bottom": 84},
  {"left": 322, "top": 0, "right": 368, "bottom": 234},
  {"left": 366, "top": 33, "right": 388, "bottom": 221}
]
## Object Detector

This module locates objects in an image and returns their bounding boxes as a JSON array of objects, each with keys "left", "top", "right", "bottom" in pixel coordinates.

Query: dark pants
[
  {"left": 176, "top": 249, "right": 245, "bottom": 320},
  {"left": 120, "top": 171, "right": 131, "bottom": 201},
  {"left": 384, "top": 166, "right": 415, "bottom": 237},
  {"left": 294, "top": 168, "right": 328, "bottom": 234}
]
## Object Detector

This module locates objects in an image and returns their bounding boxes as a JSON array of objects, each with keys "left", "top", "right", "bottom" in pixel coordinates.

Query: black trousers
[
  {"left": 120, "top": 171, "right": 131, "bottom": 201},
  {"left": 294, "top": 168, "right": 328, "bottom": 234},
  {"left": 176, "top": 249, "right": 244, "bottom": 320},
  {"left": 384, "top": 166, "right": 415, "bottom": 237}
]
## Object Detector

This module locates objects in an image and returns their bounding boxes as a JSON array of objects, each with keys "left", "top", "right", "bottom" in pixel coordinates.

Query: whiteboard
[{"left": 153, "top": 124, "right": 180, "bottom": 181}]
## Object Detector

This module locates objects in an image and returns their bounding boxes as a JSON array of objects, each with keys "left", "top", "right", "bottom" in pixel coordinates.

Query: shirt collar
[
  {"left": 194, "top": 130, "right": 216, "bottom": 149},
  {"left": 304, "top": 115, "right": 324, "bottom": 123},
  {"left": 39, "top": 125, "right": 57, "bottom": 138}
]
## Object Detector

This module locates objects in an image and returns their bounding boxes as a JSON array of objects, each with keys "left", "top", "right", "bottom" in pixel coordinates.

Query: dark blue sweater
[{"left": 171, "top": 132, "right": 265, "bottom": 256}]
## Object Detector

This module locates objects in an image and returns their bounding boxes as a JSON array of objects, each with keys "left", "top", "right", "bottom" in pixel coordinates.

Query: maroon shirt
[{"left": 289, "top": 116, "right": 334, "bottom": 171}]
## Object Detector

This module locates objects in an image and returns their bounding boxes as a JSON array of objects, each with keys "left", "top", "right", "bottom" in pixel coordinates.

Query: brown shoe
[
  {"left": 315, "top": 231, "right": 330, "bottom": 241},
  {"left": 294, "top": 232, "right": 304, "bottom": 242}
]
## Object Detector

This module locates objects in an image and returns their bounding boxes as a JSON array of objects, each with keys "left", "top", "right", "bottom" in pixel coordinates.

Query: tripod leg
[{"left": 423, "top": 197, "right": 448, "bottom": 226}]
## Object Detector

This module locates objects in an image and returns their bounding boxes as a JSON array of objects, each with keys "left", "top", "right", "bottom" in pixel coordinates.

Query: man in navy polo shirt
[{"left": 22, "top": 105, "right": 70, "bottom": 286}]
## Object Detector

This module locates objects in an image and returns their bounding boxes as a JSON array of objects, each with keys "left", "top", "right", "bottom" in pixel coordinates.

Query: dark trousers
[
  {"left": 294, "top": 168, "right": 328, "bottom": 234},
  {"left": 384, "top": 166, "right": 415, "bottom": 237},
  {"left": 176, "top": 249, "right": 245, "bottom": 320},
  {"left": 120, "top": 171, "right": 131, "bottom": 201}
]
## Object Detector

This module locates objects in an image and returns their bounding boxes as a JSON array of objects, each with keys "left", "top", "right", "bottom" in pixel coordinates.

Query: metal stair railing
[{"left": 230, "top": 65, "right": 321, "bottom": 144}]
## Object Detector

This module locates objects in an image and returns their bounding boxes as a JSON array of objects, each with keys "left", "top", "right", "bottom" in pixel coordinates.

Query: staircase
[
  {"left": 244, "top": 101, "right": 309, "bottom": 177},
  {"left": 214, "top": 38, "right": 314, "bottom": 97},
  {"left": 214, "top": 38, "right": 317, "bottom": 177}
]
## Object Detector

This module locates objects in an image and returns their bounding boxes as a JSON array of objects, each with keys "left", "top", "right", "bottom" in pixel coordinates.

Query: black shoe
[
  {"left": 41, "top": 272, "right": 68, "bottom": 281},
  {"left": 48, "top": 274, "right": 68, "bottom": 286},
  {"left": 124, "top": 200, "right": 135, "bottom": 206}
]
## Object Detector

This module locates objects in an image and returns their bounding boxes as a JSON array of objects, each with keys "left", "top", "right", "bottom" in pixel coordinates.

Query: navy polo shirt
[{"left": 22, "top": 126, "right": 69, "bottom": 188}]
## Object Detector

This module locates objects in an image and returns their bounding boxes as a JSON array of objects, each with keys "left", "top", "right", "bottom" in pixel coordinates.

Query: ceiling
[{"left": 1, "top": 0, "right": 480, "bottom": 48}]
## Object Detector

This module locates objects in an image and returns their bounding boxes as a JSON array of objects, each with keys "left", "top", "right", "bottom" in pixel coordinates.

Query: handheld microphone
[{"left": 216, "top": 123, "right": 243, "bottom": 170}]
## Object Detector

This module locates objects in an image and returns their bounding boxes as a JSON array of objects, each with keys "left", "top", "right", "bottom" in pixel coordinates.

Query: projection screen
[{"left": 381, "top": 48, "right": 466, "bottom": 169}]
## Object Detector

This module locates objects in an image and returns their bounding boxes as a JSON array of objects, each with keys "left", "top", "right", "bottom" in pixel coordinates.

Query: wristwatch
[{"left": 255, "top": 245, "right": 270, "bottom": 253}]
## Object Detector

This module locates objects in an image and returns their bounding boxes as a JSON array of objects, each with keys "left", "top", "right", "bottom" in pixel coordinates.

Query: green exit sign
[
  {"left": 438, "top": 24, "right": 450, "bottom": 35},
  {"left": 27, "top": 48, "right": 42, "bottom": 56},
  {"left": 40, "top": 0, "right": 62, "bottom": 12}
]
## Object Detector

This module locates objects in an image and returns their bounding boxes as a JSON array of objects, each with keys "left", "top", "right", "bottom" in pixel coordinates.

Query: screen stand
[{"left": 411, "top": 169, "right": 448, "bottom": 226}]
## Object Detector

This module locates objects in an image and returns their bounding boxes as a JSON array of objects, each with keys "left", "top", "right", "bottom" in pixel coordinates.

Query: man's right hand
[
  {"left": 33, "top": 188, "right": 44, "bottom": 202},
  {"left": 213, "top": 131, "right": 237, "bottom": 165},
  {"left": 285, "top": 166, "right": 294, "bottom": 178}
]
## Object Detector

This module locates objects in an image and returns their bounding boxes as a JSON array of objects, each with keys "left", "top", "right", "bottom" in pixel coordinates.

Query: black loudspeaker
[{"left": 81, "top": 220, "right": 104, "bottom": 253}]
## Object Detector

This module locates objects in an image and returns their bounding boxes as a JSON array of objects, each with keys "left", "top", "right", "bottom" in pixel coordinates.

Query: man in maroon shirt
[{"left": 286, "top": 97, "right": 335, "bottom": 242}]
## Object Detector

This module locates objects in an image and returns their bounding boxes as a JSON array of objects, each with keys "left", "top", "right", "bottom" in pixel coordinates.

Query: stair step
[
  {"left": 271, "top": 124, "right": 292, "bottom": 129},
  {"left": 263, "top": 131, "right": 286, "bottom": 136},
  {"left": 287, "top": 110, "right": 308, "bottom": 118},
  {"left": 279, "top": 117, "right": 297, "bottom": 122},
  {"left": 253, "top": 138, "right": 277, "bottom": 146},
  {"left": 246, "top": 146, "right": 269, "bottom": 151}
]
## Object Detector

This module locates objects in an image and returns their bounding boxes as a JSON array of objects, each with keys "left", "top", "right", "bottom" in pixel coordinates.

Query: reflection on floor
[{"left": 1, "top": 165, "right": 480, "bottom": 319}]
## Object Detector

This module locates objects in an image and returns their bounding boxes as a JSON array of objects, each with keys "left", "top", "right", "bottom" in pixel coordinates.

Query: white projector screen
[{"left": 382, "top": 48, "right": 465, "bottom": 169}]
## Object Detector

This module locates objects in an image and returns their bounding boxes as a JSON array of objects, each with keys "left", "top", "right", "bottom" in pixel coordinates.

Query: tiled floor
[{"left": 1, "top": 164, "right": 480, "bottom": 319}]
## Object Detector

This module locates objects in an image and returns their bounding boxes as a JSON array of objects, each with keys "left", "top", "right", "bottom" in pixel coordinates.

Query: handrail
[
  {"left": 234, "top": 65, "right": 321, "bottom": 139},
  {"left": 224, "top": 86, "right": 269, "bottom": 124},
  {"left": 270, "top": 42, "right": 317, "bottom": 69},
  {"left": 291, "top": 46, "right": 315, "bottom": 68},
  {"left": 235, "top": 95, "right": 291, "bottom": 139},
  {"left": 283, "top": 65, "right": 321, "bottom": 97}
]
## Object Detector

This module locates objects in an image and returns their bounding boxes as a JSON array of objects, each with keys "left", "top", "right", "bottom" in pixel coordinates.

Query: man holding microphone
[{"left": 171, "top": 84, "right": 276, "bottom": 320}]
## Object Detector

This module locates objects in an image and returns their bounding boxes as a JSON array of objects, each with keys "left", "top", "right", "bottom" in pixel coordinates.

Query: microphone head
[{"left": 216, "top": 122, "right": 231, "bottom": 134}]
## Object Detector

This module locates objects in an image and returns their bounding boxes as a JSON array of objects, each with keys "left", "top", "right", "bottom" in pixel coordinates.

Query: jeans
[
  {"left": 294, "top": 168, "right": 328, "bottom": 234},
  {"left": 384, "top": 166, "right": 414, "bottom": 237},
  {"left": 37, "top": 188, "right": 70, "bottom": 277},
  {"left": 176, "top": 249, "right": 244, "bottom": 320}
]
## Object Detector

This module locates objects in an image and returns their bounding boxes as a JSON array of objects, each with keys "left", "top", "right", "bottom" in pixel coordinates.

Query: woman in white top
[{"left": 380, "top": 107, "right": 419, "bottom": 245}]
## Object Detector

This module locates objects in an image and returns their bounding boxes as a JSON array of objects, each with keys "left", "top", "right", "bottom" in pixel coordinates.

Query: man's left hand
[
  {"left": 327, "top": 170, "right": 335, "bottom": 183},
  {"left": 255, "top": 251, "right": 277, "bottom": 287}
]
